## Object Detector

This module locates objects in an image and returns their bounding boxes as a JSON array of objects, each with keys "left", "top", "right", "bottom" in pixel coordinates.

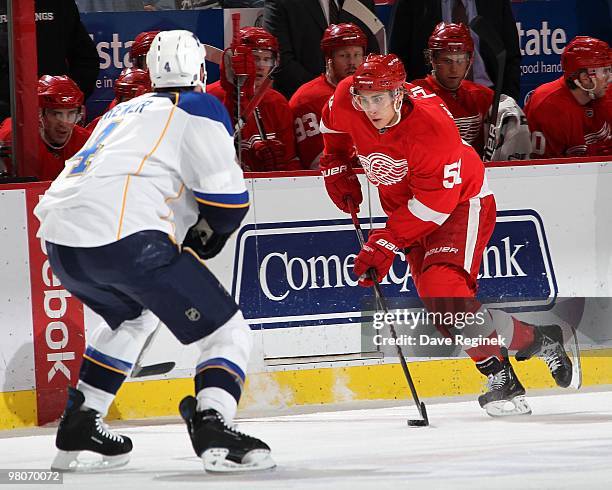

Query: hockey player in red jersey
[
  {"left": 412, "top": 23, "right": 530, "bottom": 160},
  {"left": 411, "top": 23, "right": 493, "bottom": 155},
  {"left": 207, "top": 27, "right": 300, "bottom": 172},
  {"left": 289, "top": 23, "right": 367, "bottom": 169},
  {"left": 86, "top": 68, "right": 152, "bottom": 131},
  {"left": 130, "top": 30, "right": 160, "bottom": 70},
  {"left": 320, "top": 54, "right": 579, "bottom": 416},
  {"left": 525, "top": 36, "right": 611, "bottom": 158},
  {"left": 0, "top": 75, "right": 90, "bottom": 180}
]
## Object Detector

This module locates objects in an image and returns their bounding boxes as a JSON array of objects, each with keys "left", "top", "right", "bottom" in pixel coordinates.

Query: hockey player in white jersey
[{"left": 34, "top": 30, "right": 275, "bottom": 473}]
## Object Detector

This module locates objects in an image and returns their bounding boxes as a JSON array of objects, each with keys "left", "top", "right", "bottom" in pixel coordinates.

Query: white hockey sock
[
  {"left": 196, "top": 387, "right": 238, "bottom": 424},
  {"left": 79, "top": 309, "right": 159, "bottom": 416},
  {"left": 77, "top": 380, "right": 116, "bottom": 416},
  {"left": 193, "top": 310, "right": 252, "bottom": 425}
]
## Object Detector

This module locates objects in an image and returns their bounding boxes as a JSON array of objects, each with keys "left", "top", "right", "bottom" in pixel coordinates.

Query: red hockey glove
[
  {"left": 250, "top": 139, "right": 286, "bottom": 171},
  {"left": 320, "top": 154, "right": 362, "bottom": 214},
  {"left": 353, "top": 229, "right": 399, "bottom": 287},
  {"left": 220, "top": 46, "right": 255, "bottom": 114}
]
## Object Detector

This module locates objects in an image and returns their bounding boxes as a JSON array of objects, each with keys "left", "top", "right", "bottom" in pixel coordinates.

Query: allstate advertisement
[
  {"left": 79, "top": 2, "right": 611, "bottom": 118},
  {"left": 81, "top": 9, "right": 224, "bottom": 119}
]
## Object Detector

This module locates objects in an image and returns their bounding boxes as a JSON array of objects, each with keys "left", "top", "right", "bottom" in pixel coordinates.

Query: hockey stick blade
[
  {"left": 407, "top": 403, "right": 429, "bottom": 427},
  {"left": 204, "top": 44, "right": 223, "bottom": 65},
  {"left": 469, "top": 16, "right": 506, "bottom": 162},
  {"left": 131, "top": 361, "right": 176, "bottom": 378},
  {"left": 343, "top": 0, "right": 387, "bottom": 54}
]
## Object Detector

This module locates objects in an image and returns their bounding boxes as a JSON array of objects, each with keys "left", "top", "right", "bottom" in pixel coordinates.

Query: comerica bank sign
[{"left": 232, "top": 210, "right": 557, "bottom": 330}]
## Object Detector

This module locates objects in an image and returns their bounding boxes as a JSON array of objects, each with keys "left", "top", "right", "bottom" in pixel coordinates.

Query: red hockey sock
[
  {"left": 465, "top": 332, "right": 503, "bottom": 363},
  {"left": 509, "top": 317, "right": 535, "bottom": 351}
]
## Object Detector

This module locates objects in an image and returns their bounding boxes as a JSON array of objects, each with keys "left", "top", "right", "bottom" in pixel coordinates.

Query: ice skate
[
  {"left": 516, "top": 324, "right": 581, "bottom": 389},
  {"left": 51, "top": 387, "right": 132, "bottom": 472},
  {"left": 179, "top": 395, "right": 275, "bottom": 473},
  {"left": 476, "top": 353, "right": 531, "bottom": 417}
]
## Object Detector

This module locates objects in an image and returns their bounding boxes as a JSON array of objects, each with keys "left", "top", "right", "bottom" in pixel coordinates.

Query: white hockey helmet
[{"left": 147, "top": 30, "right": 207, "bottom": 90}]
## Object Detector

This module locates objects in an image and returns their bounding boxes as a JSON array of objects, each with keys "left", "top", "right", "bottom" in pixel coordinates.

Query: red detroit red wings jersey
[
  {"left": 207, "top": 80, "right": 299, "bottom": 171},
  {"left": 0, "top": 118, "right": 90, "bottom": 181},
  {"left": 411, "top": 75, "right": 493, "bottom": 155},
  {"left": 289, "top": 74, "right": 335, "bottom": 169},
  {"left": 321, "top": 78, "right": 491, "bottom": 248},
  {"left": 525, "top": 77, "right": 612, "bottom": 158}
]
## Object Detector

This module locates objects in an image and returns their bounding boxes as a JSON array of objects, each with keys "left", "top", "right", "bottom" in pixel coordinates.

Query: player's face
[
  {"left": 433, "top": 50, "right": 470, "bottom": 90},
  {"left": 353, "top": 90, "right": 397, "bottom": 129},
  {"left": 41, "top": 108, "right": 80, "bottom": 146},
  {"left": 329, "top": 46, "right": 364, "bottom": 83},
  {"left": 579, "top": 66, "right": 612, "bottom": 98},
  {"left": 132, "top": 55, "right": 147, "bottom": 70},
  {"left": 253, "top": 49, "right": 276, "bottom": 90}
]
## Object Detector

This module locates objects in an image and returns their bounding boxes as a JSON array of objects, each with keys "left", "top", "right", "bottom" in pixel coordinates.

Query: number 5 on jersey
[
  {"left": 443, "top": 159, "right": 462, "bottom": 188},
  {"left": 68, "top": 120, "right": 121, "bottom": 176}
]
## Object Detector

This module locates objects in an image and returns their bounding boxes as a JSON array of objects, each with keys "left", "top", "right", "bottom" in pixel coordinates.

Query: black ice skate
[
  {"left": 179, "top": 395, "right": 275, "bottom": 473},
  {"left": 515, "top": 324, "right": 581, "bottom": 389},
  {"left": 51, "top": 387, "right": 132, "bottom": 472},
  {"left": 476, "top": 353, "right": 531, "bottom": 417}
]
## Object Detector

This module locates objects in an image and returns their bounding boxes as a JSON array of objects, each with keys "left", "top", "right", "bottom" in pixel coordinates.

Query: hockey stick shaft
[
  {"left": 254, "top": 107, "right": 267, "bottom": 140},
  {"left": 347, "top": 199, "right": 428, "bottom": 423},
  {"left": 235, "top": 76, "right": 273, "bottom": 132},
  {"left": 231, "top": 13, "right": 244, "bottom": 166},
  {"left": 470, "top": 15, "right": 506, "bottom": 162}
]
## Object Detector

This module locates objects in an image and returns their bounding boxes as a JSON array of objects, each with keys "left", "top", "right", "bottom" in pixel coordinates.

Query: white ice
[{"left": 2, "top": 389, "right": 612, "bottom": 489}]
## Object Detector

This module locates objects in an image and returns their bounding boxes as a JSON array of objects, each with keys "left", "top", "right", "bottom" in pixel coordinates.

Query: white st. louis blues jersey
[{"left": 35, "top": 91, "right": 248, "bottom": 247}]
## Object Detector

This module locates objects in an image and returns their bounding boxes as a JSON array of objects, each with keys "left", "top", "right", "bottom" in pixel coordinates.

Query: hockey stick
[
  {"left": 469, "top": 15, "right": 506, "bottom": 162},
  {"left": 231, "top": 13, "right": 244, "bottom": 167},
  {"left": 203, "top": 44, "right": 223, "bottom": 65},
  {"left": 342, "top": 0, "right": 387, "bottom": 55},
  {"left": 235, "top": 76, "right": 273, "bottom": 132},
  {"left": 131, "top": 323, "right": 176, "bottom": 378},
  {"left": 254, "top": 106, "right": 267, "bottom": 141},
  {"left": 347, "top": 198, "right": 429, "bottom": 427}
]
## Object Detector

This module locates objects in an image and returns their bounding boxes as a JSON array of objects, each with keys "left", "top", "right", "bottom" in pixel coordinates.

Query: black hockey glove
[{"left": 183, "top": 222, "right": 231, "bottom": 260}]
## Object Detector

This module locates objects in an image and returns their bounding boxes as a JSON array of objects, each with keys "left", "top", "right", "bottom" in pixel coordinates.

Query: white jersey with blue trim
[{"left": 34, "top": 91, "right": 248, "bottom": 248}]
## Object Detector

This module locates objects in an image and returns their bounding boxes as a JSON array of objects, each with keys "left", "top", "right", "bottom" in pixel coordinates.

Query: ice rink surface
[{"left": 2, "top": 389, "right": 612, "bottom": 490}]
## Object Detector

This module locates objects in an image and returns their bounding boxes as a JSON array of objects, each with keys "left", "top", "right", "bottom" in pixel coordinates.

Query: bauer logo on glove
[{"left": 353, "top": 229, "right": 399, "bottom": 287}]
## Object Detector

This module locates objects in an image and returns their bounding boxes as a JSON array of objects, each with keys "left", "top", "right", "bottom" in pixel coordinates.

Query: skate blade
[
  {"left": 51, "top": 450, "right": 130, "bottom": 472},
  {"left": 567, "top": 326, "right": 582, "bottom": 389},
  {"left": 484, "top": 396, "right": 532, "bottom": 417},
  {"left": 202, "top": 448, "right": 276, "bottom": 473}
]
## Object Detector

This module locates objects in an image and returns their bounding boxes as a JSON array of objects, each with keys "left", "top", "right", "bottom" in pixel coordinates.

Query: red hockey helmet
[
  {"left": 561, "top": 36, "right": 611, "bottom": 79},
  {"left": 238, "top": 27, "right": 279, "bottom": 54},
  {"left": 428, "top": 22, "right": 474, "bottom": 54},
  {"left": 352, "top": 54, "right": 406, "bottom": 92},
  {"left": 114, "top": 68, "right": 152, "bottom": 100},
  {"left": 130, "top": 30, "right": 160, "bottom": 61},
  {"left": 321, "top": 23, "right": 367, "bottom": 58},
  {"left": 38, "top": 75, "right": 84, "bottom": 109}
]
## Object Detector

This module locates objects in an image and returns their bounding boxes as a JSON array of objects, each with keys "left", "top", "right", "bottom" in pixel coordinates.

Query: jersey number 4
[{"left": 68, "top": 120, "right": 121, "bottom": 176}]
